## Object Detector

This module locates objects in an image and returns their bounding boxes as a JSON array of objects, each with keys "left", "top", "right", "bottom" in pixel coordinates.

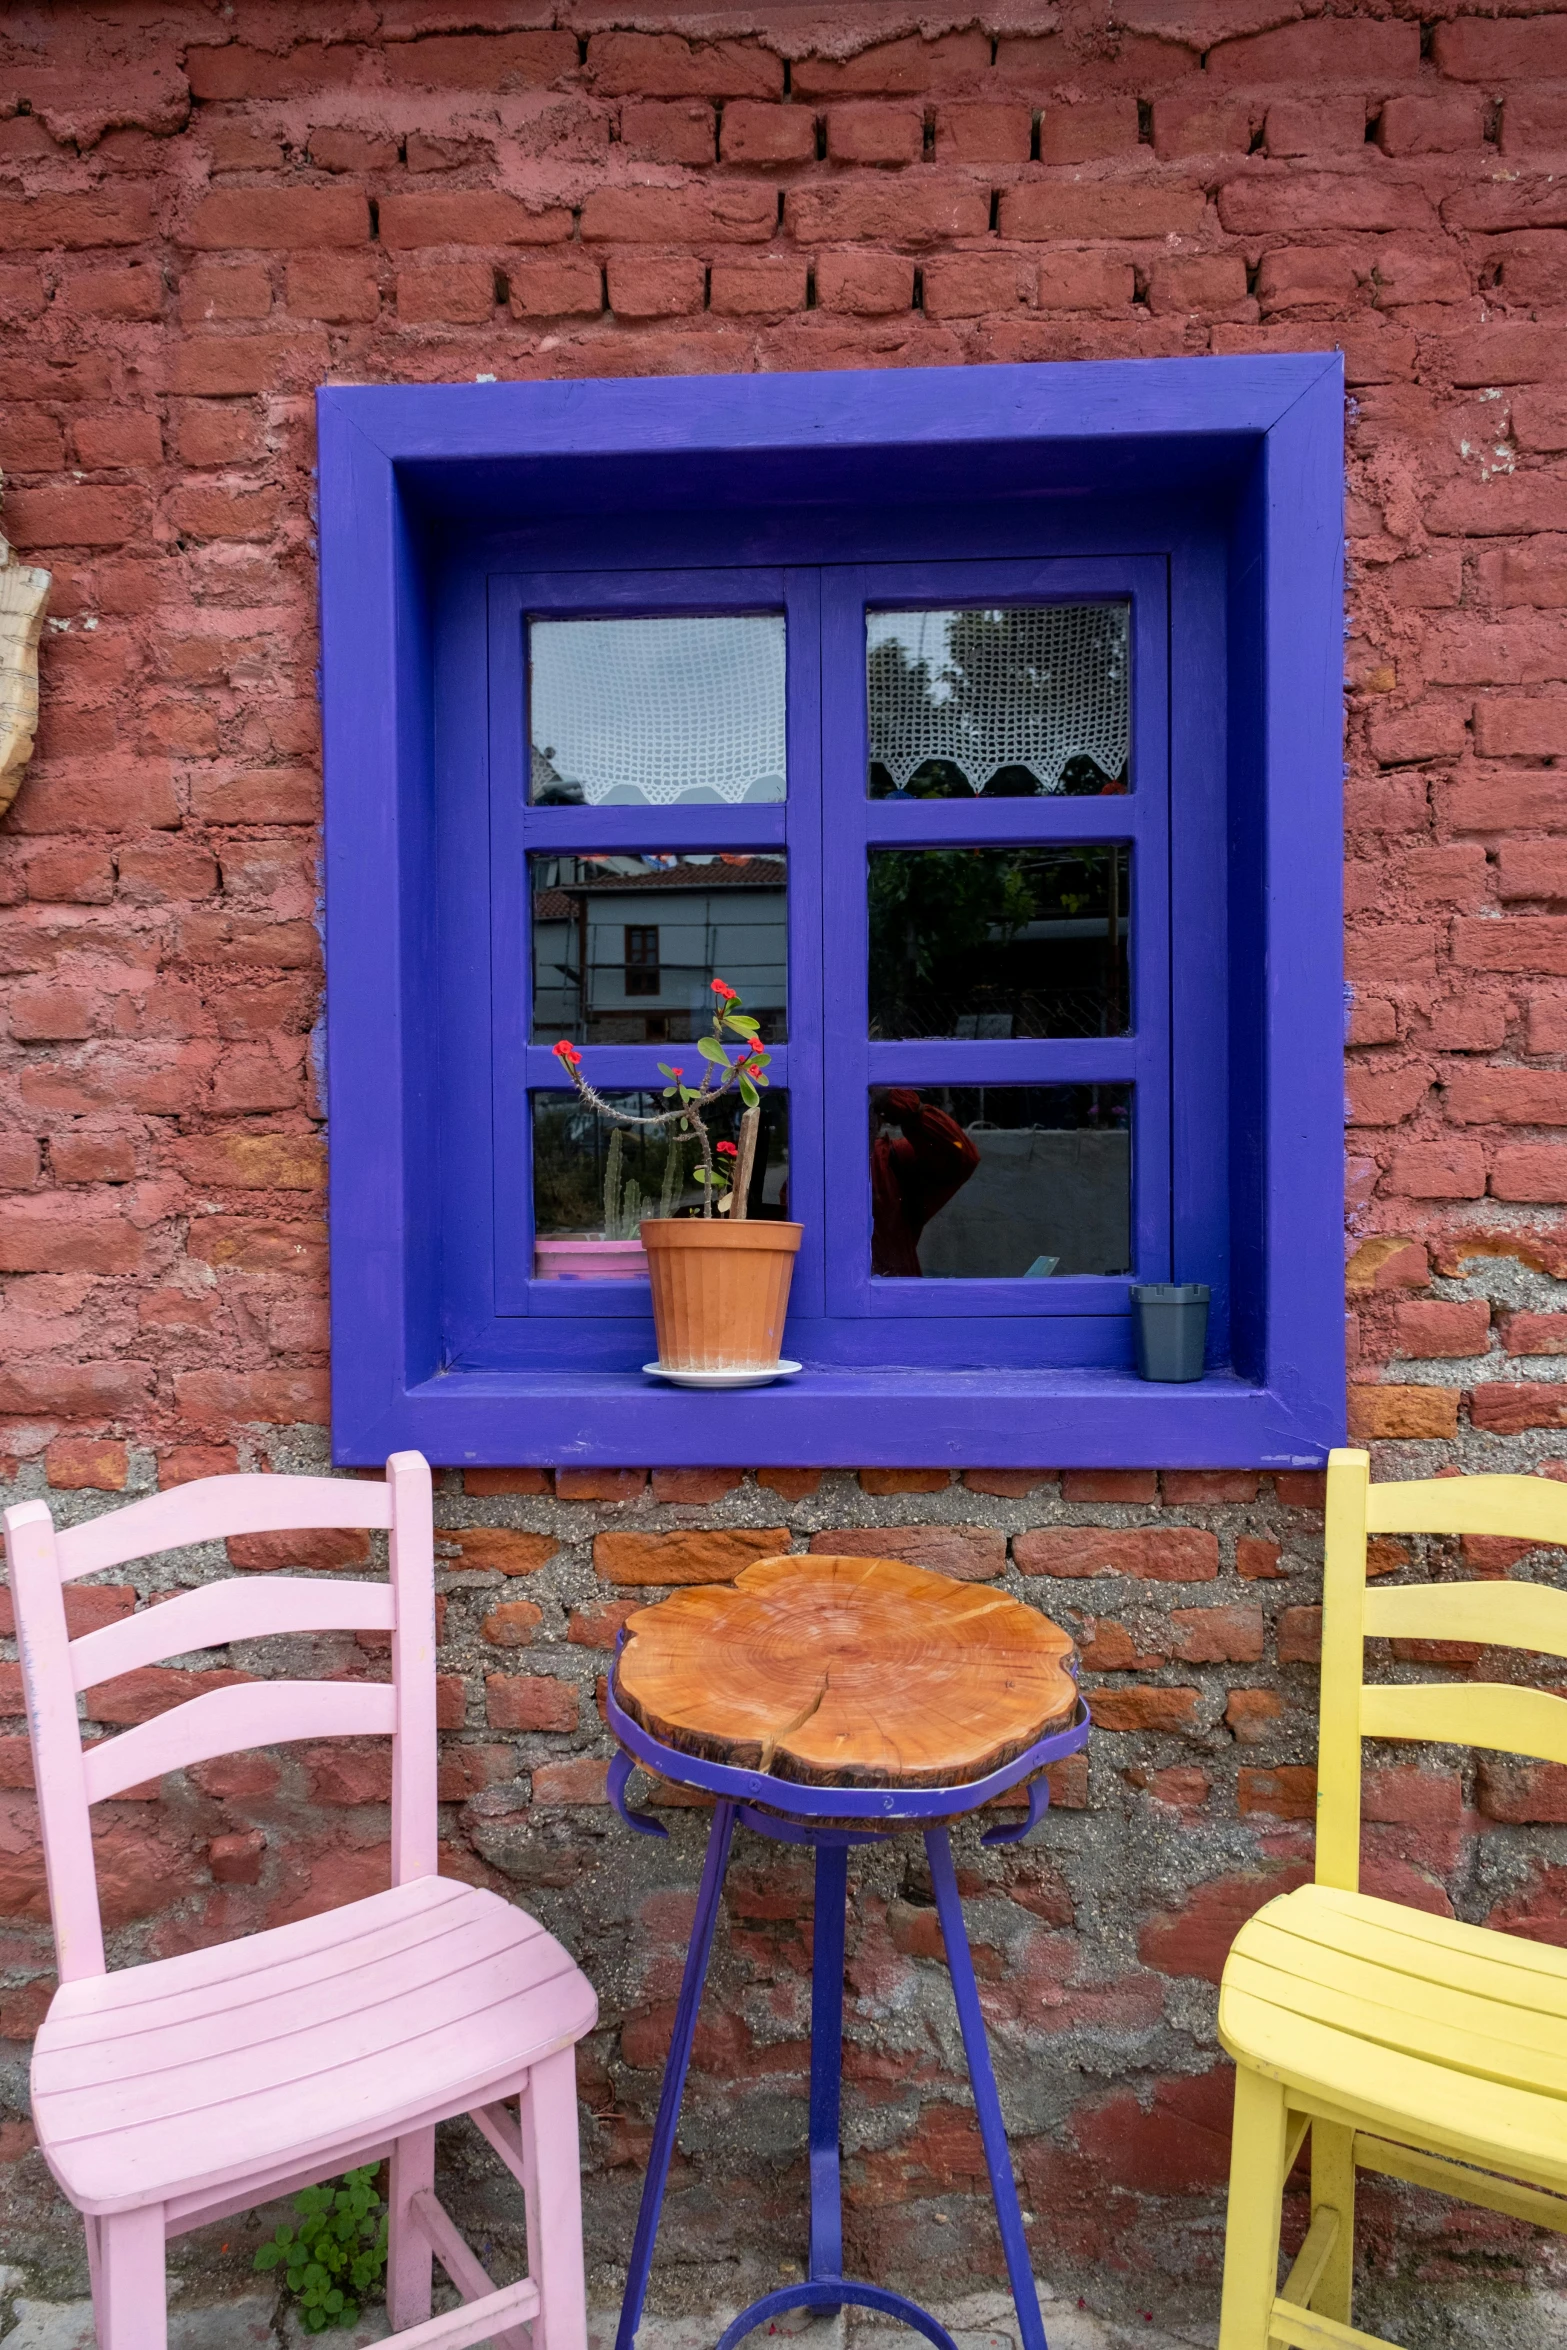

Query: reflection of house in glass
[{"left": 530, "top": 854, "right": 787, "bottom": 1044}]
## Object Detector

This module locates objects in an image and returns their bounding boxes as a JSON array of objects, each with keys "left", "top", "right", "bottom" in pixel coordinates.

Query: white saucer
[{"left": 642, "top": 1359, "right": 803, "bottom": 1390}]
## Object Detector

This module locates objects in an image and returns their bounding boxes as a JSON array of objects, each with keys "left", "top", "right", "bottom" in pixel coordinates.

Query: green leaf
[
  {"left": 738, "top": 1076, "right": 758, "bottom": 1110},
  {"left": 254, "top": 2245, "right": 281, "bottom": 2273},
  {"left": 725, "top": 1015, "right": 759, "bottom": 1036},
  {"left": 696, "top": 1035, "right": 727, "bottom": 1063}
]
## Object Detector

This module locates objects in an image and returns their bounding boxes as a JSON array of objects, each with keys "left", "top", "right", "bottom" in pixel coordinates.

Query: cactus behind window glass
[{"left": 602, "top": 1128, "right": 645, "bottom": 1240}]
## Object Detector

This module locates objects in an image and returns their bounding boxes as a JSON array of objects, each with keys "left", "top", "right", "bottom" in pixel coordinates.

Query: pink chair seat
[{"left": 34, "top": 1876, "right": 596, "bottom": 2217}]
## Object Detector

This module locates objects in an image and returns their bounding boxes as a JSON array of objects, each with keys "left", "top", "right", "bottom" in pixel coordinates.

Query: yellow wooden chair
[{"left": 1217, "top": 1446, "right": 1567, "bottom": 2350}]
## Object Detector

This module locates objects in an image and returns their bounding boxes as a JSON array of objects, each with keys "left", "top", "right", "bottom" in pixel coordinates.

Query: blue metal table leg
[
  {"left": 808, "top": 1841, "right": 849, "bottom": 2305},
  {"left": 615, "top": 1799, "right": 739, "bottom": 2350},
  {"left": 925, "top": 1827, "right": 1048, "bottom": 2350}
]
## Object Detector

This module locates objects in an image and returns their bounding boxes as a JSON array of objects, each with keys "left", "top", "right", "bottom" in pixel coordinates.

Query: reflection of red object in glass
[{"left": 871, "top": 1090, "right": 979, "bottom": 1277}]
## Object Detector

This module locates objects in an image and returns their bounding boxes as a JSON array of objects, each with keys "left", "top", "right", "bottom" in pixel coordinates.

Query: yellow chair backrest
[{"left": 1317, "top": 1446, "right": 1567, "bottom": 1892}]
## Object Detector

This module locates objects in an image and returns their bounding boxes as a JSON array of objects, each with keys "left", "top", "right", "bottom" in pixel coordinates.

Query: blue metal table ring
[{"left": 606, "top": 1659, "right": 1090, "bottom": 2350}]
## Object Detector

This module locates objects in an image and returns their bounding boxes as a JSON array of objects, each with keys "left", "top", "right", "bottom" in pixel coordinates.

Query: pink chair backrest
[{"left": 3, "top": 1452, "right": 437, "bottom": 1984}]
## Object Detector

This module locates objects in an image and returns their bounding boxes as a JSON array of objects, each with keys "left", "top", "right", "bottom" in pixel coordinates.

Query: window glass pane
[
  {"left": 530, "top": 853, "right": 787, "bottom": 1043},
  {"left": 529, "top": 615, "right": 787, "bottom": 805},
  {"left": 870, "top": 1085, "right": 1130, "bottom": 1278},
  {"left": 868, "top": 847, "right": 1129, "bottom": 1039},
  {"left": 533, "top": 1090, "right": 790, "bottom": 1272},
  {"left": 867, "top": 605, "right": 1129, "bottom": 798}
]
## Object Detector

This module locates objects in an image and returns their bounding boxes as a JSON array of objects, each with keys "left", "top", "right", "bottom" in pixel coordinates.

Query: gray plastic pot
[{"left": 1130, "top": 1284, "right": 1210, "bottom": 1382}]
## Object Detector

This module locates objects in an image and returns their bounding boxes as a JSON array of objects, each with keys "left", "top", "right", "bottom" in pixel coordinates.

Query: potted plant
[{"left": 551, "top": 981, "right": 801, "bottom": 1379}]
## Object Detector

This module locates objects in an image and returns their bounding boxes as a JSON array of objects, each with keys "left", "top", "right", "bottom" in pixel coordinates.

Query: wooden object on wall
[
  {"left": 0, "top": 501, "right": 50, "bottom": 817},
  {"left": 613, "top": 1551, "right": 1078, "bottom": 1787}
]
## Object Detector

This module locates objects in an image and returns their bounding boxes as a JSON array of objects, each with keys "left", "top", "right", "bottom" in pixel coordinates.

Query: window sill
[{"left": 337, "top": 1364, "right": 1330, "bottom": 1471}]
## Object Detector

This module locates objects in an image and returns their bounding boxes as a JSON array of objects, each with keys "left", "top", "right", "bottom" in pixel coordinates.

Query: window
[{"left": 320, "top": 358, "right": 1344, "bottom": 1468}]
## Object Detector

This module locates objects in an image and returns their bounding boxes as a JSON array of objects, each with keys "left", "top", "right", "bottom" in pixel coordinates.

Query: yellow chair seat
[{"left": 1220, "top": 1882, "right": 1567, "bottom": 2195}]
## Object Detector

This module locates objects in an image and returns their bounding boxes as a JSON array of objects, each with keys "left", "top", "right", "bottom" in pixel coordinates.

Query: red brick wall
[{"left": 3, "top": 1, "right": 1567, "bottom": 2324}]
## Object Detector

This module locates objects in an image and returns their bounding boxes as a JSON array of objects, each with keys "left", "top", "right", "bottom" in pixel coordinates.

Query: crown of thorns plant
[{"left": 552, "top": 978, "right": 771, "bottom": 1218}]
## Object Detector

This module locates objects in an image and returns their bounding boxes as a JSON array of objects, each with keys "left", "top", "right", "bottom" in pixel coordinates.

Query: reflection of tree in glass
[
  {"left": 867, "top": 608, "right": 1128, "bottom": 798},
  {"left": 870, "top": 849, "right": 1035, "bottom": 1031}
]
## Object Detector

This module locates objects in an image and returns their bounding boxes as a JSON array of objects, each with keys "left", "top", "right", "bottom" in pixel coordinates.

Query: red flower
[
  {"left": 710, "top": 979, "right": 738, "bottom": 1000},
  {"left": 716, "top": 1140, "right": 738, "bottom": 1158},
  {"left": 552, "top": 1039, "right": 583, "bottom": 1067}
]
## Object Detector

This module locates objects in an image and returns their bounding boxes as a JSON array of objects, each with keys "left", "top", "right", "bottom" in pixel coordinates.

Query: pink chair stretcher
[{"left": 3, "top": 1450, "right": 597, "bottom": 2350}]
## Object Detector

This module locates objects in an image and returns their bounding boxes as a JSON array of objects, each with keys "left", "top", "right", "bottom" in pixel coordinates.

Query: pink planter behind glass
[{"left": 533, "top": 1237, "right": 649, "bottom": 1281}]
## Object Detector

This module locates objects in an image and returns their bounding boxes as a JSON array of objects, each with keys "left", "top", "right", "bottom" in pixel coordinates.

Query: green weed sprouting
[{"left": 254, "top": 2164, "right": 389, "bottom": 2332}]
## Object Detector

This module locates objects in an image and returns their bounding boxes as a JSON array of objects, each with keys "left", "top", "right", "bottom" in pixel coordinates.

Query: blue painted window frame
[{"left": 318, "top": 355, "right": 1345, "bottom": 1470}]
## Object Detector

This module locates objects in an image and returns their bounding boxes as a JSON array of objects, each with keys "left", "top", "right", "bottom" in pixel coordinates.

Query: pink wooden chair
[{"left": 4, "top": 1450, "right": 598, "bottom": 2350}]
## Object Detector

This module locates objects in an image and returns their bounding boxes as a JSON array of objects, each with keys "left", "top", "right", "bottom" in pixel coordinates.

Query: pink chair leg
[
  {"left": 83, "top": 2214, "right": 101, "bottom": 2307},
  {"left": 387, "top": 2122, "right": 436, "bottom": 2326},
  {"left": 96, "top": 2206, "right": 166, "bottom": 2350},
  {"left": 525, "top": 2048, "right": 588, "bottom": 2350}
]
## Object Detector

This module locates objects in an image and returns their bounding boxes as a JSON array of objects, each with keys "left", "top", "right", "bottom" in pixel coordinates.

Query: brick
[
  {"left": 1014, "top": 1528, "right": 1219, "bottom": 1581},
  {"left": 1395, "top": 1299, "right": 1490, "bottom": 1357},
  {"left": 1162, "top": 1472, "right": 1259, "bottom": 1503},
  {"left": 1277, "top": 1606, "right": 1323, "bottom": 1665},
  {"left": 226, "top": 1527, "right": 370, "bottom": 1573},
  {"left": 1367, "top": 707, "right": 1466, "bottom": 766},
  {"left": 64, "top": 264, "right": 164, "bottom": 320},
  {"left": 0, "top": 1360, "right": 153, "bottom": 1417},
  {"left": 809, "top": 1525, "right": 1005, "bottom": 1580},
  {"left": 0, "top": 408, "right": 66, "bottom": 472},
  {"left": 581, "top": 186, "right": 774, "bottom": 244},
  {"left": 651, "top": 1468, "right": 743, "bottom": 1503},
  {"left": 1151, "top": 98, "right": 1255, "bottom": 159},
  {"left": 792, "top": 33, "right": 991, "bottom": 97},
  {"left": 307, "top": 127, "right": 400, "bottom": 172},
  {"left": 1471, "top": 1383, "right": 1567, "bottom": 1434},
  {"left": 859, "top": 1468, "right": 948, "bottom": 1495},
  {"left": 1475, "top": 698, "right": 1567, "bottom": 760},
  {"left": 1211, "top": 18, "right": 1420, "bottom": 83},
  {"left": 1236, "top": 1539, "right": 1284, "bottom": 1580},
  {"left": 180, "top": 264, "right": 271, "bottom": 325},
  {"left": 0, "top": 1196, "right": 142, "bottom": 1274},
  {"left": 921, "top": 255, "right": 1030, "bottom": 320},
  {"left": 815, "top": 251, "right": 915, "bottom": 314},
  {"left": 1064, "top": 1471, "right": 1159, "bottom": 1503},
  {"left": 0, "top": 1136, "right": 40, "bottom": 1190},
  {"left": 1476, "top": 1757, "right": 1567, "bottom": 1823},
  {"left": 463, "top": 1469, "right": 550, "bottom": 1498},
  {"left": 159, "top": 1445, "right": 239, "bottom": 1487},
  {"left": 1218, "top": 174, "right": 1435, "bottom": 237},
  {"left": 1139, "top": 1865, "right": 1313, "bottom": 1980},
  {"left": 1039, "top": 101, "right": 1139, "bottom": 163},
  {"left": 597, "top": 1527, "right": 789, "bottom": 1585},
  {"left": 709, "top": 260, "right": 807, "bottom": 315},
  {"left": 84, "top": 1662, "right": 252, "bottom": 1726},
  {"left": 1446, "top": 1066, "right": 1567, "bottom": 1122},
  {"left": 0, "top": 191, "right": 156, "bottom": 250},
  {"left": 620, "top": 100, "right": 715, "bottom": 166},
  {"left": 1276, "top": 1473, "right": 1327, "bottom": 1508},
  {"left": 827, "top": 104, "right": 923, "bottom": 166},
  {"left": 792, "top": 180, "right": 991, "bottom": 245},
  {"left": 72, "top": 411, "right": 163, "bottom": 468},
  {"left": 569, "top": 1600, "right": 640, "bottom": 1650},
  {"left": 1377, "top": 94, "right": 1487, "bottom": 155},
  {"left": 607, "top": 258, "right": 706, "bottom": 319},
  {"left": 445, "top": 1528, "right": 558, "bottom": 1575},
  {"left": 481, "top": 1598, "right": 544, "bottom": 1647},
  {"left": 1087, "top": 1685, "right": 1200, "bottom": 1733},
  {"left": 170, "top": 335, "right": 329, "bottom": 398},
  {"left": 589, "top": 33, "right": 782, "bottom": 99},
  {"left": 508, "top": 258, "right": 603, "bottom": 319},
  {"left": 1499, "top": 842, "right": 1567, "bottom": 901},
  {"left": 10, "top": 987, "right": 95, "bottom": 1043},
  {"left": 184, "top": 189, "right": 369, "bottom": 252},
  {"left": 173, "top": 1133, "right": 323, "bottom": 1191},
  {"left": 1530, "top": 996, "right": 1567, "bottom": 1052},
  {"left": 1168, "top": 1605, "right": 1265, "bottom": 1664},
  {"left": 286, "top": 254, "right": 379, "bottom": 323},
  {"left": 1146, "top": 254, "right": 1249, "bottom": 316},
  {"left": 1226, "top": 1688, "right": 1285, "bottom": 1741},
  {"left": 1347, "top": 1384, "right": 1460, "bottom": 1439},
  {"left": 1513, "top": 394, "right": 1567, "bottom": 456},
  {"left": 1254, "top": 247, "right": 1358, "bottom": 313},
  {"left": 383, "top": 31, "right": 576, "bottom": 89},
  {"left": 1447, "top": 766, "right": 1567, "bottom": 830},
  {"left": 1502, "top": 1313, "right": 1567, "bottom": 1355},
  {"left": 1001, "top": 184, "right": 1206, "bottom": 240},
  {"left": 935, "top": 104, "right": 1032, "bottom": 164},
  {"left": 531, "top": 1757, "right": 610, "bottom": 1804},
  {"left": 757, "top": 1468, "right": 822, "bottom": 1499},
  {"left": 486, "top": 1674, "right": 579, "bottom": 1732},
  {"left": 555, "top": 1468, "right": 647, "bottom": 1502},
  {"left": 43, "top": 1438, "right": 129, "bottom": 1492},
  {"left": 389, "top": 259, "right": 493, "bottom": 325},
  {"left": 173, "top": 1368, "right": 331, "bottom": 1426},
  {"left": 1035, "top": 252, "right": 1136, "bottom": 312},
  {"left": 1385, "top": 1140, "right": 1486, "bottom": 1199},
  {"left": 1442, "top": 325, "right": 1567, "bottom": 388},
  {"left": 720, "top": 103, "right": 816, "bottom": 166},
  {"left": 4, "top": 485, "right": 145, "bottom": 551},
  {"left": 1431, "top": 18, "right": 1567, "bottom": 82},
  {"left": 166, "top": 486, "right": 279, "bottom": 542},
  {"left": 962, "top": 1470, "right": 1054, "bottom": 1497},
  {"left": 1428, "top": 477, "right": 1567, "bottom": 537},
  {"left": 379, "top": 192, "right": 573, "bottom": 248},
  {"left": 1265, "top": 99, "right": 1366, "bottom": 156},
  {"left": 1238, "top": 1765, "right": 1317, "bottom": 1819},
  {"left": 52, "top": 1133, "right": 135, "bottom": 1185}
]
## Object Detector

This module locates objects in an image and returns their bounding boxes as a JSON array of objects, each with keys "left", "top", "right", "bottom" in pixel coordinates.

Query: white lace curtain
[
  {"left": 529, "top": 615, "right": 788, "bottom": 806},
  {"left": 868, "top": 604, "right": 1129, "bottom": 794}
]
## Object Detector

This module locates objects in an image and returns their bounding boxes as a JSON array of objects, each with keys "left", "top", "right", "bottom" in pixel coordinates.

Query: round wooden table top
[{"left": 611, "top": 1552, "right": 1078, "bottom": 1790}]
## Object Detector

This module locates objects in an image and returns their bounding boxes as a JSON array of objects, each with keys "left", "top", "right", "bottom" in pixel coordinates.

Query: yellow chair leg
[
  {"left": 1308, "top": 2119, "right": 1356, "bottom": 2324},
  {"left": 1218, "top": 2064, "right": 1290, "bottom": 2350}
]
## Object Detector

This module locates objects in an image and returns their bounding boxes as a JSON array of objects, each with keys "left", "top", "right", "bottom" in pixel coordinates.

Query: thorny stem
[{"left": 566, "top": 1064, "right": 730, "bottom": 1220}]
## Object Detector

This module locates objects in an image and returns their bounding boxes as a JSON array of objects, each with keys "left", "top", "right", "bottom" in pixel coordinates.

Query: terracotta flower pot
[{"left": 639, "top": 1218, "right": 803, "bottom": 1372}]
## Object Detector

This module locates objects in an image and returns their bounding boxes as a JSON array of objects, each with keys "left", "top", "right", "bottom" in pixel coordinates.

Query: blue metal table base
[{"left": 606, "top": 1685, "right": 1090, "bottom": 2350}]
